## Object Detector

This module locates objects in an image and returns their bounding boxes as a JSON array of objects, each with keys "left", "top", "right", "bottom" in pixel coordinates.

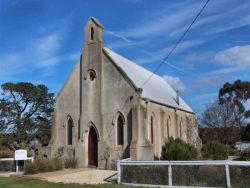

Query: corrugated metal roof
[{"left": 104, "top": 47, "right": 193, "bottom": 113}]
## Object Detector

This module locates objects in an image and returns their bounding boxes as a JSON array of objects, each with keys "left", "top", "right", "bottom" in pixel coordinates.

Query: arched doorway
[{"left": 88, "top": 126, "right": 98, "bottom": 167}]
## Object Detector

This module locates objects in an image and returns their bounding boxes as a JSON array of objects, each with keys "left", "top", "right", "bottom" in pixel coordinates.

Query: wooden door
[{"left": 88, "top": 127, "right": 98, "bottom": 167}]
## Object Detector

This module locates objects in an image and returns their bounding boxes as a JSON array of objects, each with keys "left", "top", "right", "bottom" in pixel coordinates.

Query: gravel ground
[
  {"left": 45, "top": 169, "right": 117, "bottom": 184},
  {"left": 0, "top": 168, "right": 117, "bottom": 185}
]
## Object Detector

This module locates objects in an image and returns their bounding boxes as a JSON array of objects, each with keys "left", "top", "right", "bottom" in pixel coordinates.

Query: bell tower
[
  {"left": 83, "top": 17, "right": 104, "bottom": 45},
  {"left": 77, "top": 17, "right": 104, "bottom": 167}
]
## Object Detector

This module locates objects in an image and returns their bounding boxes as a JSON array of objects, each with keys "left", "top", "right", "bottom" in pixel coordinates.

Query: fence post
[
  {"left": 225, "top": 162, "right": 231, "bottom": 188},
  {"left": 168, "top": 165, "right": 172, "bottom": 186},
  {"left": 16, "top": 160, "right": 19, "bottom": 173},
  {"left": 117, "top": 160, "right": 121, "bottom": 184}
]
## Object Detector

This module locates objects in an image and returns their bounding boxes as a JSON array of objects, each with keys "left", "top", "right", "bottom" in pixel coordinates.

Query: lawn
[
  {"left": 0, "top": 177, "right": 130, "bottom": 188},
  {"left": 0, "top": 176, "right": 248, "bottom": 188}
]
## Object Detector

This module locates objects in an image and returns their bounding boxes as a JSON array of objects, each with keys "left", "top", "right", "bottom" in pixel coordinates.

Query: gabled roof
[
  {"left": 103, "top": 47, "right": 193, "bottom": 113},
  {"left": 90, "top": 17, "right": 104, "bottom": 29}
]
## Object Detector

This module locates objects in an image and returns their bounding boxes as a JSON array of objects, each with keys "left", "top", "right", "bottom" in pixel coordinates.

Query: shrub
[
  {"left": 64, "top": 157, "right": 78, "bottom": 168},
  {"left": 238, "top": 149, "right": 250, "bottom": 161},
  {"left": 161, "top": 138, "right": 198, "bottom": 160},
  {"left": 227, "top": 147, "right": 239, "bottom": 156},
  {"left": 54, "top": 158, "right": 64, "bottom": 170},
  {"left": 202, "top": 140, "right": 228, "bottom": 160},
  {"left": 24, "top": 161, "right": 39, "bottom": 174},
  {"left": 0, "top": 149, "right": 13, "bottom": 158},
  {"left": 24, "top": 158, "right": 63, "bottom": 174}
]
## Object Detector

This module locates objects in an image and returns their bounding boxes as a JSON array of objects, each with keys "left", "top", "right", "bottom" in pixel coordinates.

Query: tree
[
  {"left": 0, "top": 82, "right": 54, "bottom": 144},
  {"left": 200, "top": 100, "right": 240, "bottom": 144},
  {"left": 242, "top": 123, "right": 250, "bottom": 141},
  {"left": 219, "top": 80, "right": 250, "bottom": 125},
  {"left": 201, "top": 100, "right": 236, "bottom": 128},
  {"left": 199, "top": 126, "right": 239, "bottom": 145}
]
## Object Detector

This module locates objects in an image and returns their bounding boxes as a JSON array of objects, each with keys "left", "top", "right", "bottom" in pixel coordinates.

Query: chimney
[{"left": 176, "top": 90, "right": 179, "bottom": 105}]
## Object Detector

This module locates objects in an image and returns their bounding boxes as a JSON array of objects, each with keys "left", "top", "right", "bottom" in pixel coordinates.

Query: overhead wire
[{"left": 139, "top": 0, "right": 211, "bottom": 88}]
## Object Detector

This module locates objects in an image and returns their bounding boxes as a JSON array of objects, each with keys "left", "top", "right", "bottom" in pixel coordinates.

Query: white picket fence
[{"left": 117, "top": 158, "right": 250, "bottom": 188}]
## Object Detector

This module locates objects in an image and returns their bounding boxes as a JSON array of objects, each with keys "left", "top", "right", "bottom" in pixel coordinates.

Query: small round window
[{"left": 88, "top": 70, "right": 96, "bottom": 81}]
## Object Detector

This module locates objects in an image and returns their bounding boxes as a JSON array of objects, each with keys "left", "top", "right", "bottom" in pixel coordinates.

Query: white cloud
[
  {"left": 215, "top": 45, "right": 250, "bottom": 67},
  {"left": 105, "top": 30, "right": 132, "bottom": 43},
  {"left": 109, "top": 1, "right": 202, "bottom": 39},
  {"left": 0, "top": 31, "right": 79, "bottom": 80},
  {"left": 183, "top": 51, "right": 214, "bottom": 63},
  {"left": 33, "top": 34, "right": 61, "bottom": 57},
  {"left": 162, "top": 75, "right": 185, "bottom": 92},
  {"left": 134, "top": 39, "right": 205, "bottom": 65},
  {"left": 106, "top": 40, "right": 145, "bottom": 50}
]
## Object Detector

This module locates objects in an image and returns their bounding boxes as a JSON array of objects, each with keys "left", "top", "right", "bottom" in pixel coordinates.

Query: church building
[{"left": 48, "top": 17, "right": 200, "bottom": 168}]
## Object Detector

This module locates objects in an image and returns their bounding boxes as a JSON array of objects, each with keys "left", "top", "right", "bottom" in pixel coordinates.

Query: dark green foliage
[
  {"left": 0, "top": 82, "right": 54, "bottom": 145},
  {"left": 161, "top": 138, "right": 198, "bottom": 160},
  {"left": 64, "top": 157, "right": 78, "bottom": 169},
  {"left": 24, "top": 158, "right": 63, "bottom": 174},
  {"left": 238, "top": 150, "right": 250, "bottom": 161},
  {"left": 227, "top": 147, "right": 239, "bottom": 156},
  {"left": 202, "top": 141, "right": 228, "bottom": 160},
  {"left": 242, "top": 124, "right": 250, "bottom": 141},
  {"left": 0, "top": 148, "right": 13, "bottom": 158},
  {"left": 54, "top": 158, "right": 64, "bottom": 170},
  {"left": 199, "top": 126, "right": 239, "bottom": 145},
  {"left": 219, "top": 79, "right": 250, "bottom": 120}
]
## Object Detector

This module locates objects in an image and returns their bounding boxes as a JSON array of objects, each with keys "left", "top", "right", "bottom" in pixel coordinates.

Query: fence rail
[
  {"left": 117, "top": 158, "right": 250, "bottom": 188},
  {"left": 0, "top": 157, "right": 34, "bottom": 172}
]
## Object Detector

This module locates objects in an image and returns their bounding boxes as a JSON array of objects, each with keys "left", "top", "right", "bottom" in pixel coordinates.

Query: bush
[
  {"left": 54, "top": 158, "right": 64, "bottom": 170},
  {"left": 0, "top": 149, "right": 13, "bottom": 158},
  {"left": 238, "top": 149, "right": 250, "bottom": 161},
  {"left": 228, "top": 147, "right": 239, "bottom": 156},
  {"left": 202, "top": 140, "right": 228, "bottom": 160},
  {"left": 161, "top": 138, "right": 198, "bottom": 160},
  {"left": 24, "top": 158, "right": 63, "bottom": 174},
  {"left": 24, "top": 161, "right": 39, "bottom": 174},
  {"left": 64, "top": 157, "right": 78, "bottom": 168}
]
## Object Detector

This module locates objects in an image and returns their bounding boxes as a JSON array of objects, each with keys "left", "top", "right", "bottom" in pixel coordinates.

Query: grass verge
[{"left": 0, "top": 177, "right": 130, "bottom": 188}]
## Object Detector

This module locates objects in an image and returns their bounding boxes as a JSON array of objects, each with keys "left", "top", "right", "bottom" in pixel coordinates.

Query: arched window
[
  {"left": 91, "top": 27, "right": 94, "bottom": 40},
  {"left": 78, "top": 119, "right": 81, "bottom": 140},
  {"left": 150, "top": 116, "right": 154, "bottom": 144},
  {"left": 167, "top": 118, "right": 170, "bottom": 139},
  {"left": 67, "top": 118, "right": 73, "bottom": 145},
  {"left": 117, "top": 115, "right": 124, "bottom": 145},
  {"left": 179, "top": 121, "right": 182, "bottom": 138}
]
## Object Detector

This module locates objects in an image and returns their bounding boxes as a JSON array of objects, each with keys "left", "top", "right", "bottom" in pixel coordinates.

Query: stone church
[{"left": 48, "top": 17, "right": 199, "bottom": 168}]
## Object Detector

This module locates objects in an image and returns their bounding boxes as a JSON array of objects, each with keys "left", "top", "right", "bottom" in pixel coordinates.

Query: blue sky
[{"left": 0, "top": 0, "right": 250, "bottom": 114}]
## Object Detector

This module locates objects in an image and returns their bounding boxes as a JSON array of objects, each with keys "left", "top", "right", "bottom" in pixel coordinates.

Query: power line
[{"left": 140, "top": 0, "right": 211, "bottom": 88}]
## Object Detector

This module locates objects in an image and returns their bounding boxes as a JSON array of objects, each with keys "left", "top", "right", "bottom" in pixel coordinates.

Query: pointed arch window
[
  {"left": 150, "top": 116, "right": 154, "bottom": 144},
  {"left": 67, "top": 118, "right": 73, "bottom": 145},
  {"left": 117, "top": 115, "right": 124, "bottom": 145},
  {"left": 91, "top": 27, "right": 94, "bottom": 40},
  {"left": 167, "top": 118, "right": 170, "bottom": 139},
  {"left": 179, "top": 121, "right": 182, "bottom": 138}
]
